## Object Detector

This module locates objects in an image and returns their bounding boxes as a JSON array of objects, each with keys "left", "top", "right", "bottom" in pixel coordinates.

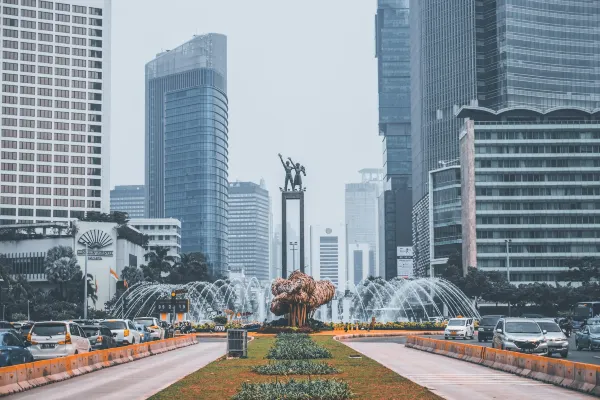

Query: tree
[
  {"left": 121, "top": 266, "right": 144, "bottom": 287},
  {"left": 168, "top": 252, "right": 210, "bottom": 284},
  {"left": 44, "top": 246, "right": 80, "bottom": 300},
  {"left": 142, "top": 246, "right": 176, "bottom": 283},
  {"left": 559, "top": 257, "right": 600, "bottom": 284}
]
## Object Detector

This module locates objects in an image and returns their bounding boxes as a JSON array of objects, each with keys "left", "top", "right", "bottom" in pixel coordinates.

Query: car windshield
[
  {"left": 101, "top": 321, "right": 127, "bottom": 330},
  {"left": 589, "top": 326, "right": 600, "bottom": 334},
  {"left": 505, "top": 322, "right": 541, "bottom": 334},
  {"left": 134, "top": 319, "right": 154, "bottom": 327},
  {"left": 588, "top": 319, "right": 600, "bottom": 325},
  {"left": 448, "top": 319, "right": 466, "bottom": 326},
  {"left": 31, "top": 323, "right": 67, "bottom": 336},
  {"left": 82, "top": 327, "right": 100, "bottom": 337},
  {"left": 537, "top": 322, "right": 561, "bottom": 332},
  {"left": 480, "top": 317, "right": 500, "bottom": 326}
]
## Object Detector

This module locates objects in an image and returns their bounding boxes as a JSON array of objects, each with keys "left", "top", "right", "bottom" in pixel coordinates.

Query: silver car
[
  {"left": 534, "top": 319, "right": 568, "bottom": 358},
  {"left": 28, "top": 321, "right": 91, "bottom": 360},
  {"left": 492, "top": 318, "right": 549, "bottom": 354}
]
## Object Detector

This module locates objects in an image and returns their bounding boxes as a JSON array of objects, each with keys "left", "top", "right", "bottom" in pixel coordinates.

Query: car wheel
[
  {"left": 576, "top": 340, "right": 582, "bottom": 351},
  {"left": 478, "top": 337, "right": 482, "bottom": 343},
  {"left": 132, "top": 338, "right": 135, "bottom": 345},
  {"left": 589, "top": 342, "right": 593, "bottom": 352},
  {"left": 74, "top": 350, "right": 78, "bottom": 355},
  {"left": 88, "top": 348, "right": 92, "bottom": 352},
  {"left": 546, "top": 351, "right": 552, "bottom": 357},
  {"left": 560, "top": 351, "right": 568, "bottom": 358}
]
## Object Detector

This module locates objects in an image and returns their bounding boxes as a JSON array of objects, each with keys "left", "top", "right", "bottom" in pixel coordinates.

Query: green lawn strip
[
  {"left": 267, "top": 333, "right": 332, "bottom": 360},
  {"left": 232, "top": 378, "right": 352, "bottom": 400},
  {"left": 150, "top": 336, "right": 442, "bottom": 400}
]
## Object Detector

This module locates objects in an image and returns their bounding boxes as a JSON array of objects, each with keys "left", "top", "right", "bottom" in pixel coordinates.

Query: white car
[
  {"left": 133, "top": 317, "right": 164, "bottom": 340},
  {"left": 101, "top": 319, "right": 141, "bottom": 346},
  {"left": 28, "top": 321, "right": 91, "bottom": 360},
  {"left": 444, "top": 317, "right": 475, "bottom": 340}
]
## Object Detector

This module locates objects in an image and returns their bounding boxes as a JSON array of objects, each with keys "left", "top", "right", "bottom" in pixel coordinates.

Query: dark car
[
  {"left": 0, "top": 331, "right": 33, "bottom": 366},
  {"left": 81, "top": 325, "right": 116, "bottom": 350},
  {"left": 477, "top": 315, "right": 504, "bottom": 342}
]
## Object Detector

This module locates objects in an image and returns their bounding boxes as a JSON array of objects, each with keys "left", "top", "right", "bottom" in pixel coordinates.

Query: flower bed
[
  {"left": 267, "top": 333, "right": 332, "bottom": 360},
  {"left": 231, "top": 378, "right": 352, "bottom": 400},
  {"left": 252, "top": 360, "right": 339, "bottom": 375}
]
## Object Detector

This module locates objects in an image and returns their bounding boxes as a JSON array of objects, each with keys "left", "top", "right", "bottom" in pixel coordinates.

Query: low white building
[
  {"left": 0, "top": 221, "right": 146, "bottom": 310},
  {"left": 130, "top": 218, "right": 181, "bottom": 260},
  {"left": 310, "top": 224, "right": 346, "bottom": 289}
]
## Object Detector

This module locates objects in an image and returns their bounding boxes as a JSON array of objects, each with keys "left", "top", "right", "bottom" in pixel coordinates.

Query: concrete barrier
[
  {"left": 405, "top": 336, "right": 600, "bottom": 395},
  {"left": 0, "top": 334, "right": 197, "bottom": 397}
]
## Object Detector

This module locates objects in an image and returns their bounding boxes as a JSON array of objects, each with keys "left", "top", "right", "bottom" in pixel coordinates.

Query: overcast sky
[{"left": 110, "top": 0, "right": 381, "bottom": 227}]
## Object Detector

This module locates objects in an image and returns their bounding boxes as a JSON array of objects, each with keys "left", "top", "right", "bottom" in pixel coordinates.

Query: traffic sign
[{"left": 156, "top": 299, "right": 189, "bottom": 313}]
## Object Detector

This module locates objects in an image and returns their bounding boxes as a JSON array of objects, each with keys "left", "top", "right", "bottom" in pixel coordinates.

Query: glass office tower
[{"left": 145, "top": 34, "right": 228, "bottom": 277}]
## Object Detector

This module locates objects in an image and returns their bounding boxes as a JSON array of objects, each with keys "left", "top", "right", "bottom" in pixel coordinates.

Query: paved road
[
  {"left": 345, "top": 341, "right": 595, "bottom": 400},
  {"left": 10, "top": 339, "right": 226, "bottom": 400},
  {"left": 350, "top": 334, "right": 600, "bottom": 365}
]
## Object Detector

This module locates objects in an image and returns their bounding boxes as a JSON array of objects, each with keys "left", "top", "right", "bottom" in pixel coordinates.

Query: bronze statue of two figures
[{"left": 279, "top": 153, "right": 306, "bottom": 192}]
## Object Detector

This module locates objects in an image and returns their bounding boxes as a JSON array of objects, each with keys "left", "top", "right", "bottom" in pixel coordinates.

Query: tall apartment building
[
  {"left": 375, "top": 0, "right": 413, "bottom": 280},
  {"left": 130, "top": 218, "right": 181, "bottom": 260},
  {"left": 310, "top": 224, "right": 346, "bottom": 289},
  {"left": 110, "top": 185, "right": 145, "bottom": 218},
  {"left": 0, "top": 0, "right": 111, "bottom": 225},
  {"left": 228, "top": 180, "right": 270, "bottom": 282},
  {"left": 145, "top": 33, "right": 229, "bottom": 277},
  {"left": 345, "top": 168, "right": 382, "bottom": 277},
  {"left": 411, "top": 0, "right": 600, "bottom": 275}
]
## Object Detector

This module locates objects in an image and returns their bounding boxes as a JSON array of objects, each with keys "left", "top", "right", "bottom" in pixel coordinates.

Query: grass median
[{"left": 150, "top": 336, "right": 441, "bottom": 400}]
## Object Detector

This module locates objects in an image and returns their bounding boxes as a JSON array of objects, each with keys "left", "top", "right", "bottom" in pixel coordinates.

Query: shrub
[
  {"left": 253, "top": 360, "right": 339, "bottom": 375},
  {"left": 232, "top": 378, "right": 352, "bottom": 400},
  {"left": 257, "top": 326, "right": 314, "bottom": 334},
  {"left": 213, "top": 315, "right": 228, "bottom": 324},
  {"left": 267, "top": 334, "right": 332, "bottom": 360}
]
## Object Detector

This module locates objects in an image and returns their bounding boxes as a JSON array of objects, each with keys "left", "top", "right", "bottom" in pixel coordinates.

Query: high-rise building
[
  {"left": 375, "top": 0, "right": 413, "bottom": 280},
  {"left": 310, "top": 224, "right": 346, "bottom": 288},
  {"left": 145, "top": 33, "right": 229, "bottom": 277},
  {"left": 348, "top": 242, "right": 369, "bottom": 285},
  {"left": 110, "top": 185, "right": 145, "bottom": 218},
  {"left": 345, "top": 169, "right": 382, "bottom": 277},
  {"left": 410, "top": 0, "right": 600, "bottom": 275},
  {"left": 0, "top": 0, "right": 111, "bottom": 225},
  {"left": 228, "top": 181, "right": 270, "bottom": 282}
]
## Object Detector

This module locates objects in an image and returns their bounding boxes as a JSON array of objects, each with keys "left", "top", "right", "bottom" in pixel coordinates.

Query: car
[
  {"left": 521, "top": 313, "right": 545, "bottom": 319},
  {"left": 492, "top": 318, "right": 548, "bottom": 354},
  {"left": 444, "top": 317, "right": 475, "bottom": 340},
  {"left": 586, "top": 318, "right": 600, "bottom": 326},
  {"left": 133, "top": 317, "right": 164, "bottom": 341},
  {"left": 477, "top": 315, "right": 504, "bottom": 342},
  {"left": 0, "top": 321, "right": 17, "bottom": 333},
  {"left": 0, "top": 331, "right": 33, "bottom": 366},
  {"left": 100, "top": 319, "right": 141, "bottom": 346},
  {"left": 534, "top": 319, "right": 569, "bottom": 358},
  {"left": 81, "top": 325, "right": 116, "bottom": 350},
  {"left": 28, "top": 321, "right": 91, "bottom": 360},
  {"left": 575, "top": 324, "right": 600, "bottom": 351},
  {"left": 135, "top": 324, "right": 151, "bottom": 343}
]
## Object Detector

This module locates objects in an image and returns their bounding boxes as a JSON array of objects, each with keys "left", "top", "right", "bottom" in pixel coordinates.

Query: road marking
[{"left": 404, "top": 373, "right": 548, "bottom": 386}]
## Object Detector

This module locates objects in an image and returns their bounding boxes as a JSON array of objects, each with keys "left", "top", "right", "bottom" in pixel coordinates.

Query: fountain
[{"left": 109, "top": 276, "right": 479, "bottom": 323}]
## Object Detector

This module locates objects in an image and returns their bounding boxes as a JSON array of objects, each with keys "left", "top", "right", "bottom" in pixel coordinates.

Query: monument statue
[
  {"left": 288, "top": 157, "right": 306, "bottom": 192},
  {"left": 278, "top": 153, "right": 294, "bottom": 191}
]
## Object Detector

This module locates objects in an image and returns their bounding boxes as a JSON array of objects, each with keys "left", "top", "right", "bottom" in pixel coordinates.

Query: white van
[
  {"left": 28, "top": 321, "right": 91, "bottom": 360},
  {"left": 444, "top": 317, "right": 475, "bottom": 340}
]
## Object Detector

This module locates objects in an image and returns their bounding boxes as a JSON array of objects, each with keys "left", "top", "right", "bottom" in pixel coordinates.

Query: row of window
[
  {"left": 2, "top": 54, "right": 103, "bottom": 75},
  {"left": 476, "top": 159, "right": 600, "bottom": 168},
  {"left": 1, "top": 158, "right": 100, "bottom": 171},
  {"left": 476, "top": 173, "right": 600, "bottom": 183},
  {"left": 1, "top": 119, "right": 102, "bottom": 132},
  {"left": 475, "top": 131, "right": 600, "bottom": 141},
  {"left": 2, "top": 130, "right": 100, "bottom": 142},
  {"left": 1, "top": 197, "right": 101, "bottom": 207},
  {"left": 3, "top": 19, "right": 103, "bottom": 36},
  {"left": 477, "top": 215, "right": 600, "bottom": 225},
  {"left": 476, "top": 187, "right": 600, "bottom": 196},
  {"left": 477, "top": 229, "right": 600, "bottom": 239},
  {"left": 477, "top": 144, "right": 600, "bottom": 154},
  {"left": 0, "top": 175, "right": 100, "bottom": 186},
  {"left": 3, "top": 29, "right": 102, "bottom": 46},
  {"left": 0, "top": 185, "right": 100, "bottom": 196},
  {"left": 3, "top": 0, "right": 102, "bottom": 16},
  {"left": 477, "top": 201, "right": 600, "bottom": 211},
  {"left": 478, "top": 244, "right": 600, "bottom": 254}
]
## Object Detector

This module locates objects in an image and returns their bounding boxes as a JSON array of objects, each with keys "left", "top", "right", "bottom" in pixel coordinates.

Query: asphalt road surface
[
  {"left": 350, "top": 333, "right": 600, "bottom": 365},
  {"left": 10, "top": 338, "right": 226, "bottom": 400},
  {"left": 345, "top": 340, "right": 595, "bottom": 400}
]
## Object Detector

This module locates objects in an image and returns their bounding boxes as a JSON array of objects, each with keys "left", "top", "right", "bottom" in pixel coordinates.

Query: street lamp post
[
  {"left": 83, "top": 243, "right": 88, "bottom": 319},
  {"left": 289, "top": 242, "right": 298, "bottom": 272},
  {"left": 27, "top": 300, "right": 30, "bottom": 321},
  {"left": 505, "top": 239, "right": 512, "bottom": 317}
]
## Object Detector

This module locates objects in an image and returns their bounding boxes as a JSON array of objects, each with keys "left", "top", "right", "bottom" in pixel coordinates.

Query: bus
[{"left": 573, "top": 302, "right": 600, "bottom": 328}]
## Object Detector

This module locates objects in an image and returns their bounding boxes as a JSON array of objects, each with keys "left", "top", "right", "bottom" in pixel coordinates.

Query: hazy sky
[{"left": 111, "top": 0, "right": 381, "bottom": 227}]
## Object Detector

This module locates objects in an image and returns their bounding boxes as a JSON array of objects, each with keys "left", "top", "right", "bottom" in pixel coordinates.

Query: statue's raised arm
[{"left": 278, "top": 153, "right": 286, "bottom": 167}]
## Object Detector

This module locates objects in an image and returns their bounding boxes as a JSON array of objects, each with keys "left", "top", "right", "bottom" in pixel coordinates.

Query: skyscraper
[
  {"left": 0, "top": 0, "right": 111, "bottom": 225},
  {"left": 228, "top": 181, "right": 270, "bottom": 282},
  {"left": 375, "top": 0, "right": 412, "bottom": 279},
  {"left": 410, "top": 0, "right": 600, "bottom": 275},
  {"left": 145, "top": 34, "right": 229, "bottom": 277},
  {"left": 345, "top": 169, "right": 382, "bottom": 277},
  {"left": 110, "top": 185, "right": 145, "bottom": 218}
]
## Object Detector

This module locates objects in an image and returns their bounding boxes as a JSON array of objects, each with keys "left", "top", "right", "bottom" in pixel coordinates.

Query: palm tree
[
  {"left": 143, "top": 246, "right": 176, "bottom": 283},
  {"left": 44, "top": 245, "right": 80, "bottom": 300},
  {"left": 169, "top": 252, "right": 209, "bottom": 284}
]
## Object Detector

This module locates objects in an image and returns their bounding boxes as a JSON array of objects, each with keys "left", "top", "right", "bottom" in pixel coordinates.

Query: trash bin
[{"left": 227, "top": 329, "right": 248, "bottom": 357}]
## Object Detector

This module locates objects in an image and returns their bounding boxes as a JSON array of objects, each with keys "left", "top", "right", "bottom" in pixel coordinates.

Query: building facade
[
  {"left": 375, "top": 0, "right": 413, "bottom": 280},
  {"left": 0, "top": 220, "right": 144, "bottom": 309},
  {"left": 110, "top": 185, "right": 145, "bottom": 218},
  {"left": 145, "top": 33, "right": 229, "bottom": 277},
  {"left": 310, "top": 224, "right": 346, "bottom": 288},
  {"left": 458, "top": 107, "right": 600, "bottom": 284},
  {"left": 228, "top": 181, "right": 270, "bottom": 282},
  {"left": 348, "top": 242, "right": 369, "bottom": 286},
  {"left": 345, "top": 168, "right": 382, "bottom": 277},
  {"left": 410, "top": 0, "right": 600, "bottom": 274},
  {"left": 0, "top": 0, "right": 112, "bottom": 225},
  {"left": 129, "top": 218, "right": 181, "bottom": 260}
]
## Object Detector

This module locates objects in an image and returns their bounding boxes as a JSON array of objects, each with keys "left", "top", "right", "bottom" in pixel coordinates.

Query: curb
[
  {"left": 333, "top": 332, "right": 440, "bottom": 341},
  {"left": 404, "top": 336, "right": 600, "bottom": 396},
  {"left": 0, "top": 334, "right": 198, "bottom": 397}
]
